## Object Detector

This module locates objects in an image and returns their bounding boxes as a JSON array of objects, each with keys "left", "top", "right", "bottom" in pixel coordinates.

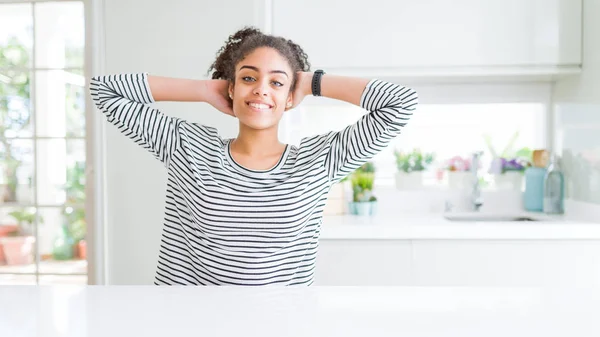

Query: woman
[{"left": 90, "top": 27, "right": 418, "bottom": 285}]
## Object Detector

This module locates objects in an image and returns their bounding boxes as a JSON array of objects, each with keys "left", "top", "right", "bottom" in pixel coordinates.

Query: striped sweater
[{"left": 90, "top": 73, "right": 418, "bottom": 285}]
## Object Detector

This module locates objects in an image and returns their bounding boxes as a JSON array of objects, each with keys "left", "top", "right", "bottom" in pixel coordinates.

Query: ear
[
  {"left": 285, "top": 93, "right": 293, "bottom": 111},
  {"left": 228, "top": 82, "right": 234, "bottom": 99}
]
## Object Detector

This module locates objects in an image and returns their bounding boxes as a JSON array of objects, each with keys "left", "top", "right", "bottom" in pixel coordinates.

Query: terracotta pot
[
  {"left": 0, "top": 236, "right": 35, "bottom": 265},
  {"left": 0, "top": 225, "right": 18, "bottom": 237},
  {"left": 78, "top": 240, "right": 87, "bottom": 260},
  {"left": 0, "top": 225, "right": 19, "bottom": 264}
]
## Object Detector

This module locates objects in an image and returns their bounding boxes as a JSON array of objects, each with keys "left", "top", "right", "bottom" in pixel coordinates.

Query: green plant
[
  {"left": 62, "top": 161, "right": 86, "bottom": 242},
  {"left": 394, "top": 149, "right": 434, "bottom": 173},
  {"left": 483, "top": 131, "right": 533, "bottom": 162},
  {"left": 351, "top": 172, "right": 375, "bottom": 202},
  {"left": 1, "top": 38, "right": 31, "bottom": 203},
  {"left": 356, "top": 161, "right": 376, "bottom": 173},
  {"left": 7, "top": 208, "right": 43, "bottom": 236}
]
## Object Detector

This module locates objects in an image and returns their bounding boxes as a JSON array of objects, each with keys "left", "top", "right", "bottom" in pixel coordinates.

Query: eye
[
  {"left": 272, "top": 81, "right": 284, "bottom": 87},
  {"left": 242, "top": 76, "right": 255, "bottom": 82}
]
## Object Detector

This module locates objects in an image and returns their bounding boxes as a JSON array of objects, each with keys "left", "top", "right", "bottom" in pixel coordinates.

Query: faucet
[{"left": 470, "top": 151, "right": 484, "bottom": 211}]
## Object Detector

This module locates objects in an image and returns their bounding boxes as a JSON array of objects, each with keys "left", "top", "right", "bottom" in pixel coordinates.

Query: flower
[
  {"left": 445, "top": 156, "right": 471, "bottom": 172},
  {"left": 490, "top": 157, "right": 530, "bottom": 174}
]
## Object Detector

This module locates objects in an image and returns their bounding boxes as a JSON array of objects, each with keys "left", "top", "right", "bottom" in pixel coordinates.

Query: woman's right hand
[{"left": 203, "top": 80, "right": 234, "bottom": 117}]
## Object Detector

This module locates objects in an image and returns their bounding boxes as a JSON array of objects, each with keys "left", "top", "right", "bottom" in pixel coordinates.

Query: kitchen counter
[
  {"left": 2, "top": 286, "right": 599, "bottom": 337},
  {"left": 320, "top": 213, "right": 600, "bottom": 240}
]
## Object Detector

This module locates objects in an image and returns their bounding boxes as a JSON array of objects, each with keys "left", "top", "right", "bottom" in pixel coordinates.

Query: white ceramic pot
[
  {"left": 494, "top": 171, "right": 523, "bottom": 191},
  {"left": 395, "top": 172, "right": 423, "bottom": 190},
  {"left": 447, "top": 171, "right": 472, "bottom": 189}
]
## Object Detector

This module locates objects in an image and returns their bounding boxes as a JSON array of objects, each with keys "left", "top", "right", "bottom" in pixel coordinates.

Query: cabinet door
[
  {"left": 272, "top": 0, "right": 581, "bottom": 70},
  {"left": 411, "top": 240, "right": 600, "bottom": 287},
  {"left": 315, "top": 240, "right": 413, "bottom": 286}
]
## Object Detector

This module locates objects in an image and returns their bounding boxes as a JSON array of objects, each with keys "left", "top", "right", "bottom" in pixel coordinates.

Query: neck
[{"left": 232, "top": 123, "right": 284, "bottom": 155}]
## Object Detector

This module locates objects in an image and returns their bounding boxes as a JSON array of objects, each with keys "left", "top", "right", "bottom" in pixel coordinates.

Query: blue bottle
[
  {"left": 543, "top": 154, "right": 564, "bottom": 214},
  {"left": 524, "top": 167, "right": 546, "bottom": 212}
]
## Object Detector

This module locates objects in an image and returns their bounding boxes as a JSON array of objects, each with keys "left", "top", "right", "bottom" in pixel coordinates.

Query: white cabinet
[
  {"left": 316, "top": 239, "right": 600, "bottom": 287},
  {"left": 271, "top": 0, "right": 581, "bottom": 77},
  {"left": 411, "top": 240, "right": 600, "bottom": 287},
  {"left": 314, "top": 240, "right": 412, "bottom": 285}
]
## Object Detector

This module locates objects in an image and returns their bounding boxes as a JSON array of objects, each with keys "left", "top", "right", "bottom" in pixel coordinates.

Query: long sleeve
[
  {"left": 323, "top": 79, "right": 418, "bottom": 183},
  {"left": 89, "top": 73, "right": 182, "bottom": 167}
]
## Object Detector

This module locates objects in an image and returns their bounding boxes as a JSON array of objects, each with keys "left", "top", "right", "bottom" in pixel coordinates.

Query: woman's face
[{"left": 228, "top": 47, "right": 294, "bottom": 131}]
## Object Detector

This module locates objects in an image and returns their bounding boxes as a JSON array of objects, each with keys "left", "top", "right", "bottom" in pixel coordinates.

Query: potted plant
[
  {"left": 394, "top": 149, "right": 435, "bottom": 189},
  {"left": 0, "top": 208, "right": 41, "bottom": 265},
  {"left": 62, "top": 161, "right": 86, "bottom": 259},
  {"left": 489, "top": 149, "right": 532, "bottom": 191},
  {"left": 444, "top": 155, "right": 473, "bottom": 188},
  {"left": 349, "top": 162, "right": 377, "bottom": 216},
  {"left": 484, "top": 131, "right": 533, "bottom": 191},
  {"left": 1, "top": 39, "right": 31, "bottom": 204}
]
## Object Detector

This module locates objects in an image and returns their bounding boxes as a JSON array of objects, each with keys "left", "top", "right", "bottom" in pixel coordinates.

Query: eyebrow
[{"left": 239, "top": 65, "right": 289, "bottom": 78}]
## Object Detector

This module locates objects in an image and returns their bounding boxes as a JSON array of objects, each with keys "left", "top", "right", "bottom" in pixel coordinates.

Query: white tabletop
[{"left": 1, "top": 286, "right": 599, "bottom": 337}]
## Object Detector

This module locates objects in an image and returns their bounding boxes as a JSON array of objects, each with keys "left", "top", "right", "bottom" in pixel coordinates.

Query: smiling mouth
[{"left": 246, "top": 102, "right": 273, "bottom": 111}]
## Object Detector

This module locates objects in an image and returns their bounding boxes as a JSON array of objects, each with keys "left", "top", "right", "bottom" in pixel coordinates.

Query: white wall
[
  {"left": 553, "top": 0, "right": 600, "bottom": 205},
  {"left": 92, "top": 0, "right": 586, "bottom": 284},
  {"left": 98, "top": 0, "right": 258, "bottom": 284}
]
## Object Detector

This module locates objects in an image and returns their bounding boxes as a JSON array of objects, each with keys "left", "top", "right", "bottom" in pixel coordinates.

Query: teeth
[{"left": 249, "top": 102, "right": 270, "bottom": 110}]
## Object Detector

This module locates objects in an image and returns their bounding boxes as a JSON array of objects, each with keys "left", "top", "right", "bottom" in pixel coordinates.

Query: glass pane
[
  {"left": 39, "top": 274, "right": 87, "bottom": 285},
  {"left": 34, "top": 2, "right": 84, "bottom": 68},
  {"left": 38, "top": 206, "right": 87, "bottom": 274},
  {"left": 0, "top": 4, "right": 33, "bottom": 68},
  {"left": 36, "top": 139, "right": 86, "bottom": 205},
  {"left": 36, "top": 70, "right": 86, "bottom": 137},
  {"left": 0, "top": 71, "right": 33, "bottom": 138},
  {"left": 0, "top": 274, "right": 36, "bottom": 285},
  {"left": 0, "top": 139, "right": 34, "bottom": 204},
  {"left": 0, "top": 206, "right": 37, "bottom": 269}
]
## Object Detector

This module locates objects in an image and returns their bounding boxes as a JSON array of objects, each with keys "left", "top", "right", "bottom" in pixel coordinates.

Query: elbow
[{"left": 400, "top": 88, "right": 419, "bottom": 111}]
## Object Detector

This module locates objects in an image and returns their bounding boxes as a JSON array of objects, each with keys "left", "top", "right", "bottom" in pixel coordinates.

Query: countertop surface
[
  {"left": 1, "top": 286, "right": 599, "bottom": 337},
  {"left": 320, "top": 212, "right": 600, "bottom": 240}
]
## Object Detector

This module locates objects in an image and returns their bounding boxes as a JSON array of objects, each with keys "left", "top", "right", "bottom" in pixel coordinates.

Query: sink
[{"left": 443, "top": 213, "right": 539, "bottom": 222}]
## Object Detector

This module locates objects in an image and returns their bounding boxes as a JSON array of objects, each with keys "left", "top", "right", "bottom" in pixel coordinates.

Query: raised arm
[
  {"left": 89, "top": 73, "right": 232, "bottom": 167},
  {"left": 293, "top": 72, "right": 419, "bottom": 183}
]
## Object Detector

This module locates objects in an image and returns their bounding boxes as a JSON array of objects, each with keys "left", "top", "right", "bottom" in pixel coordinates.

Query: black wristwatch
[{"left": 311, "top": 69, "right": 326, "bottom": 96}]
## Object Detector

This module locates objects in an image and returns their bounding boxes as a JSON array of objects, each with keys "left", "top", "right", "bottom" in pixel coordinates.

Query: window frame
[{"left": 0, "top": 0, "right": 96, "bottom": 284}]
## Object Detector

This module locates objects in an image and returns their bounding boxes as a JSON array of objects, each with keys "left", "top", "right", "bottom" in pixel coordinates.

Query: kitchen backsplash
[{"left": 555, "top": 103, "right": 600, "bottom": 204}]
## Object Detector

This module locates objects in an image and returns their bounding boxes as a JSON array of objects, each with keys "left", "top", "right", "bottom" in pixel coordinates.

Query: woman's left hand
[{"left": 286, "top": 71, "right": 313, "bottom": 110}]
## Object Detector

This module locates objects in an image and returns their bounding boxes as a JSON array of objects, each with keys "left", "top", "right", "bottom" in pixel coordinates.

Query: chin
[{"left": 239, "top": 118, "right": 278, "bottom": 130}]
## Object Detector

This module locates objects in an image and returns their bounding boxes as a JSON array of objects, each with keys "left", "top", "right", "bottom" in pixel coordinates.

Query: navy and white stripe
[{"left": 90, "top": 73, "right": 418, "bottom": 285}]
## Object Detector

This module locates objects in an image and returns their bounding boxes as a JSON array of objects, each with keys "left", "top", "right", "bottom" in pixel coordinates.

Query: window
[
  {"left": 281, "top": 83, "right": 549, "bottom": 187},
  {"left": 0, "top": 1, "right": 87, "bottom": 285}
]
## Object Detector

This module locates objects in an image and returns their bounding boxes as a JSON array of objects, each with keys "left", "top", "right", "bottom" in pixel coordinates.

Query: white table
[{"left": 1, "top": 286, "right": 599, "bottom": 337}]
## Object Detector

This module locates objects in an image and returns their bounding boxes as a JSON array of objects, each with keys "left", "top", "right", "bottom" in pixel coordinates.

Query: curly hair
[{"left": 207, "top": 27, "right": 311, "bottom": 92}]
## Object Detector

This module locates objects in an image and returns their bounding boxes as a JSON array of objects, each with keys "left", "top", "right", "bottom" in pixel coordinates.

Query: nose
[{"left": 253, "top": 80, "right": 269, "bottom": 96}]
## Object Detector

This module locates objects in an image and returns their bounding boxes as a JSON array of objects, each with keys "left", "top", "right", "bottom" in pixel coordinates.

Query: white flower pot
[
  {"left": 494, "top": 171, "right": 523, "bottom": 191},
  {"left": 447, "top": 171, "right": 472, "bottom": 189},
  {"left": 395, "top": 172, "right": 423, "bottom": 190}
]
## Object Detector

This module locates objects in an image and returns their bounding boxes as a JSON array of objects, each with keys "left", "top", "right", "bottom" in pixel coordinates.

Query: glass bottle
[{"left": 543, "top": 154, "right": 565, "bottom": 214}]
